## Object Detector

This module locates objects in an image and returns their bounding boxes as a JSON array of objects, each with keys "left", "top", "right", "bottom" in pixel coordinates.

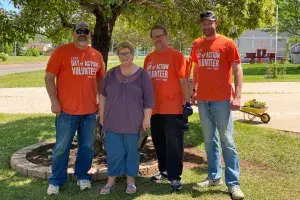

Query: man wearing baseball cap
[
  {"left": 189, "top": 11, "right": 244, "bottom": 199},
  {"left": 45, "top": 21, "right": 105, "bottom": 195}
]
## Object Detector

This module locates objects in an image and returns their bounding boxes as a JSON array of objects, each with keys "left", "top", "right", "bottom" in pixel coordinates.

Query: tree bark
[{"left": 91, "top": 7, "right": 120, "bottom": 156}]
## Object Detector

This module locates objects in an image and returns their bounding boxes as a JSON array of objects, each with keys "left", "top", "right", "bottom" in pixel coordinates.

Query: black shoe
[
  {"left": 151, "top": 172, "right": 168, "bottom": 182},
  {"left": 170, "top": 180, "right": 182, "bottom": 191}
]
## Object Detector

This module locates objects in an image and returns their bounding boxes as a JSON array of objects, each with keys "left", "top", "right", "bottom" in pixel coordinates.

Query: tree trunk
[{"left": 91, "top": 9, "right": 120, "bottom": 156}]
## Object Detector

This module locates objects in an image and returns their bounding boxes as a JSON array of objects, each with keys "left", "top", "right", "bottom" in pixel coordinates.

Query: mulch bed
[
  {"left": 26, "top": 138, "right": 265, "bottom": 170},
  {"left": 26, "top": 139, "right": 208, "bottom": 170}
]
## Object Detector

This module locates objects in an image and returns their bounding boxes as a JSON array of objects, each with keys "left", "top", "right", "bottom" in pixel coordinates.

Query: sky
[{"left": 0, "top": 0, "right": 18, "bottom": 11}]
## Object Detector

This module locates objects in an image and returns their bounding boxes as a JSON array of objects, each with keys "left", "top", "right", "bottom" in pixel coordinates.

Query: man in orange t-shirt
[
  {"left": 189, "top": 11, "right": 244, "bottom": 200},
  {"left": 144, "top": 24, "right": 192, "bottom": 191},
  {"left": 45, "top": 21, "right": 104, "bottom": 196}
]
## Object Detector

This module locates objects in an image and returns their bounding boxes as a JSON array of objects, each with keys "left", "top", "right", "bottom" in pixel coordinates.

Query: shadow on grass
[
  {"left": 0, "top": 115, "right": 55, "bottom": 170},
  {"left": 0, "top": 172, "right": 233, "bottom": 200},
  {"left": 184, "top": 117, "right": 204, "bottom": 147},
  {"left": 235, "top": 119, "right": 264, "bottom": 125},
  {"left": 0, "top": 114, "right": 226, "bottom": 199}
]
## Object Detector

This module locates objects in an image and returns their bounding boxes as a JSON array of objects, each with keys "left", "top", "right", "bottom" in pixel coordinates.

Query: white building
[{"left": 235, "top": 29, "right": 289, "bottom": 62}]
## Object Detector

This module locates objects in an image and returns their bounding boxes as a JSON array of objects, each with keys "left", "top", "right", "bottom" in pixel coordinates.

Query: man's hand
[
  {"left": 191, "top": 91, "right": 197, "bottom": 106},
  {"left": 230, "top": 97, "right": 241, "bottom": 111},
  {"left": 51, "top": 101, "right": 61, "bottom": 114},
  {"left": 183, "top": 102, "right": 193, "bottom": 118}
]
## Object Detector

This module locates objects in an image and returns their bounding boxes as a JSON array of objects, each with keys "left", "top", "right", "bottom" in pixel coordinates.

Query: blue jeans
[
  {"left": 105, "top": 131, "right": 140, "bottom": 177},
  {"left": 198, "top": 101, "right": 240, "bottom": 187},
  {"left": 49, "top": 111, "right": 96, "bottom": 187}
]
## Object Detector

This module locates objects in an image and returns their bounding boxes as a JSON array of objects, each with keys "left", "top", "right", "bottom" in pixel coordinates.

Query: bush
[
  {"left": 24, "top": 48, "right": 40, "bottom": 57},
  {"left": 265, "top": 63, "right": 286, "bottom": 79},
  {"left": 0, "top": 52, "right": 8, "bottom": 61}
]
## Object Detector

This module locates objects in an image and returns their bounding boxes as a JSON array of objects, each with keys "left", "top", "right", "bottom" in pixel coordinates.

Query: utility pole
[
  {"left": 14, "top": 41, "right": 17, "bottom": 63},
  {"left": 275, "top": 4, "right": 278, "bottom": 64}
]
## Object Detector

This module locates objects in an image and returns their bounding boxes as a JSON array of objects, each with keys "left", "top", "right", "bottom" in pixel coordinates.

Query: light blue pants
[
  {"left": 198, "top": 100, "right": 240, "bottom": 187},
  {"left": 105, "top": 131, "right": 140, "bottom": 177}
]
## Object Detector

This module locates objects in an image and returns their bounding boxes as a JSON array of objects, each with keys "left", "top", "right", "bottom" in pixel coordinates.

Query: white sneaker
[
  {"left": 77, "top": 180, "right": 92, "bottom": 191},
  {"left": 196, "top": 178, "right": 223, "bottom": 187},
  {"left": 47, "top": 184, "right": 59, "bottom": 196},
  {"left": 229, "top": 186, "right": 245, "bottom": 200}
]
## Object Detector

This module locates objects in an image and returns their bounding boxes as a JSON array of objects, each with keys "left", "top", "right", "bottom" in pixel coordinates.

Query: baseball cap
[
  {"left": 200, "top": 11, "right": 217, "bottom": 21},
  {"left": 75, "top": 21, "right": 89, "bottom": 30}
]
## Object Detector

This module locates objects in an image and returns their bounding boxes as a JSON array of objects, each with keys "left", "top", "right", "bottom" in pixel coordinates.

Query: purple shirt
[{"left": 101, "top": 66, "right": 154, "bottom": 133}]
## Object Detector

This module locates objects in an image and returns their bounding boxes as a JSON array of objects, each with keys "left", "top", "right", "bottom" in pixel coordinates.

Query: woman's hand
[{"left": 142, "top": 117, "right": 151, "bottom": 132}]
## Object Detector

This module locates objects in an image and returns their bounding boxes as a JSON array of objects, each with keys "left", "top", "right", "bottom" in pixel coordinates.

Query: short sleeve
[
  {"left": 96, "top": 52, "right": 105, "bottom": 79},
  {"left": 100, "top": 74, "right": 108, "bottom": 97},
  {"left": 185, "top": 57, "right": 191, "bottom": 78},
  {"left": 143, "top": 55, "right": 149, "bottom": 70},
  {"left": 142, "top": 70, "right": 154, "bottom": 109},
  {"left": 227, "top": 40, "right": 241, "bottom": 63},
  {"left": 190, "top": 43, "right": 198, "bottom": 63},
  {"left": 45, "top": 46, "right": 64, "bottom": 75},
  {"left": 174, "top": 52, "right": 188, "bottom": 79}
]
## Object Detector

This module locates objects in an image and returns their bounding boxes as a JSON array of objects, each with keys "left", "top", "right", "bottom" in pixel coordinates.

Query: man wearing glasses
[
  {"left": 45, "top": 21, "right": 105, "bottom": 196},
  {"left": 144, "top": 24, "right": 192, "bottom": 191},
  {"left": 190, "top": 11, "right": 244, "bottom": 199}
]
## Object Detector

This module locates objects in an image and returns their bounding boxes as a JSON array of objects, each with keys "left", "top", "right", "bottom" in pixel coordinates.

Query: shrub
[
  {"left": 265, "top": 63, "right": 286, "bottom": 79},
  {"left": 0, "top": 52, "right": 8, "bottom": 61},
  {"left": 24, "top": 48, "right": 40, "bottom": 57}
]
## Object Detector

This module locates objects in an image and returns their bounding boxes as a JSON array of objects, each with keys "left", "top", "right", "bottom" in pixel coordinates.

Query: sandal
[
  {"left": 126, "top": 184, "right": 137, "bottom": 194},
  {"left": 99, "top": 185, "right": 115, "bottom": 195}
]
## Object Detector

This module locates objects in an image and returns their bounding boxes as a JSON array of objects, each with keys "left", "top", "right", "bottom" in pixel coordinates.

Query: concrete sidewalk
[
  {"left": 0, "top": 63, "right": 47, "bottom": 76},
  {"left": 1, "top": 82, "right": 300, "bottom": 133},
  {"left": 0, "top": 60, "right": 144, "bottom": 76}
]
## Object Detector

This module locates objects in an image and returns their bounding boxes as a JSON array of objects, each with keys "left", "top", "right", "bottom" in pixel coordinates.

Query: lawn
[
  {"left": 0, "top": 62, "right": 299, "bottom": 88},
  {"left": 0, "top": 61, "right": 144, "bottom": 88},
  {"left": 242, "top": 63, "right": 300, "bottom": 82},
  {"left": 0, "top": 56, "right": 50, "bottom": 65},
  {"left": 0, "top": 56, "right": 146, "bottom": 65},
  {"left": 0, "top": 113, "right": 299, "bottom": 200}
]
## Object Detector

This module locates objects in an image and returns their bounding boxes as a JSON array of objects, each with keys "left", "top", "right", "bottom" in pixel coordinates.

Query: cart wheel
[{"left": 261, "top": 113, "right": 271, "bottom": 123}]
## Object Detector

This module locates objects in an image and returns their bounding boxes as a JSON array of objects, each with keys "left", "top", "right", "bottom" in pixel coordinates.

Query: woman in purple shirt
[{"left": 99, "top": 42, "right": 154, "bottom": 194}]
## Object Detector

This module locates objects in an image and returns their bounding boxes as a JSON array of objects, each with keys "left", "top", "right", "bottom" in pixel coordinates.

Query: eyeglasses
[
  {"left": 75, "top": 29, "right": 90, "bottom": 35},
  {"left": 152, "top": 34, "right": 165, "bottom": 40},
  {"left": 118, "top": 52, "right": 131, "bottom": 57}
]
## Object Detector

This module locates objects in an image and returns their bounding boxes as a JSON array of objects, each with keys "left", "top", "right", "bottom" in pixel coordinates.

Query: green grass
[
  {"left": 0, "top": 113, "right": 299, "bottom": 200},
  {"left": 0, "top": 56, "right": 145, "bottom": 65},
  {"left": 0, "top": 62, "right": 299, "bottom": 88},
  {"left": 242, "top": 63, "right": 300, "bottom": 82},
  {"left": 0, "top": 61, "right": 144, "bottom": 88},
  {"left": 0, "top": 56, "right": 50, "bottom": 65}
]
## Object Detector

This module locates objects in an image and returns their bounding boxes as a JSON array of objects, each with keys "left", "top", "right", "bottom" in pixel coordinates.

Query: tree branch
[
  {"left": 279, "top": 22, "right": 300, "bottom": 37},
  {"left": 46, "top": 28, "right": 64, "bottom": 38},
  {"left": 128, "top": 0, "right": 169, "bottom": 8},
  {"left": 78, "top": 0, "right": 100, "bottom": 13},
  {"left": 58, "top": 12, "right": 73, "bottom": 29}
]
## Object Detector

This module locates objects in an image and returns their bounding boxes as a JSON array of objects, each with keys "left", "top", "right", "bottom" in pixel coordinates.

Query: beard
[
  {"left": 78, "top": 36, "right": 88, "bottom": 45},
  {"left": 202, "top": 28, "right": 216, "bottom": 37}
]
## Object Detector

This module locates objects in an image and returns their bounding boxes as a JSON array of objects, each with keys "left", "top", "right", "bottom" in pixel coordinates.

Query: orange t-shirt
[
  {"left": 190, "top": 35, "right": 241, "bottom": 101},
  {"left": 46, "top": 43, "right": 105, "bottom": 115},
  {"left": 144, "top": 47, "right": 187, "bottom": 115}
]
